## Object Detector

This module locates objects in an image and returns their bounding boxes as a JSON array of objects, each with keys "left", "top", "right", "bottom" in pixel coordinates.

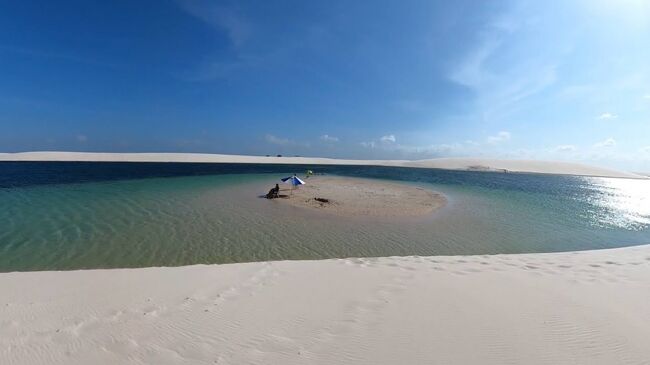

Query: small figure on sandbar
[{"left": 265, "top": 184, "right": 280, "bottom": 199}]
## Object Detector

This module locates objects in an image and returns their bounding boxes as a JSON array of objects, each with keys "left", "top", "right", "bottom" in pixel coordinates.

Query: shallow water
[{"left": 1, "top": 162, "right": 649, "bottom": 271}]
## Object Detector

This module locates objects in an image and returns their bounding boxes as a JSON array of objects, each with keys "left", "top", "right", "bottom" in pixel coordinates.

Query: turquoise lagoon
[{"left": 1, "top": 162, "right": 649, "bottom": 271}]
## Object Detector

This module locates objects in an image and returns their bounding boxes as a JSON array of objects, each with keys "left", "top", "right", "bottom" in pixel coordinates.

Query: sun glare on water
[{"left": 584, "top": 177, "right": 650, "bottom": 230}]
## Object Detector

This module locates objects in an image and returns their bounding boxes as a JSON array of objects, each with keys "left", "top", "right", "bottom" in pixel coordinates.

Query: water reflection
[{"left": 583, "top": 177, "right": 650, "bottom": 230}]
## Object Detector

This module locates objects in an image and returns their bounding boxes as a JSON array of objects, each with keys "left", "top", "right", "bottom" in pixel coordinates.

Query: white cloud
[
  {"left": 554, "top": 144, "right": 577, "bottom": 152},
  {"left": 597, "top": 112, "right": 618, "bottom": 120},
  {"left": 76, "top": 134, "right": 87, "bottom": 143},
  {"left": 380, "top": 134, "right": 396, "bottom": 143},
  {"left": 644, "top": 94, "right": 650, "bottom": 100},
  {"left": 487, "top": 131, "right": 511, "bottom": 144},
  {"left": 360, "top": 141, "right": 376, "bottom": 149},
  {"left": 319, "top": 134, "right": 339, "bottom": 143},
  {"left": 594, "top": 137, "right": 617, "bottom": 148}
]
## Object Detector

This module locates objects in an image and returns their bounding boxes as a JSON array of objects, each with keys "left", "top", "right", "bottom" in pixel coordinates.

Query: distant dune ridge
[{"left": 0, "top": 151, "right": 643, "bottom": 178}]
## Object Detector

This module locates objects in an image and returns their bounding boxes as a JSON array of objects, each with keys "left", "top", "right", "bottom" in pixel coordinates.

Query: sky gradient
[{"left": 1, "top": 0, "right": 650, "bottom": 170}]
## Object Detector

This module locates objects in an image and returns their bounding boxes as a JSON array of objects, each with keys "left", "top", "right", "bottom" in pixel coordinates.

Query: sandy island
[
  {"left": 273, "top": 176, "right": 445, "bottom": 217},
  {"left": 1, "top": 245, "right": 650, "bottom": 364}
]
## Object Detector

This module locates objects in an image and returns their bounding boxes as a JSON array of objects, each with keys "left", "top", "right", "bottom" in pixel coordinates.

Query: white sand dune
[
  {"left": 0, "top": 151, "right": 642, "bottom": 178},
  {"left": 2, "top": 245, "right": 650, "bottom": 365}
]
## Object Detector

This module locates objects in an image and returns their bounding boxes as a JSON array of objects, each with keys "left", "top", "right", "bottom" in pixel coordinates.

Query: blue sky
[{"left": 1, "top": 1, "right": 650, "bottom": 170}]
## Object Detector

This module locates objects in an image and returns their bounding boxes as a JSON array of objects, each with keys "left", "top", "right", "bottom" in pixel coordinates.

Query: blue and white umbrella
[
  {"left": 281, "top": 175, "right": 305, "bottom": 195},
  {"left": 281, "top": 175, "right": 306, "bottom": 186}
]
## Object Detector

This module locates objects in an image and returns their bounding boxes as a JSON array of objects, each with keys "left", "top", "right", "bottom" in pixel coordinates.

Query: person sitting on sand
[{"left": 265, "top": 184, "right": 280, "bottom": 199}]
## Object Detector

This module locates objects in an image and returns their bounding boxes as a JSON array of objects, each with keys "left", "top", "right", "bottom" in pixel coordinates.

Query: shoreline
[
  {"left": 3, "top": 242, "right": 648, "bottom": 274},
  {"left": 2, "top": 244, "right": 649, "bottom": 364},
  {"left": 0, "top": 151, "right": 643, "bottom": 179}
]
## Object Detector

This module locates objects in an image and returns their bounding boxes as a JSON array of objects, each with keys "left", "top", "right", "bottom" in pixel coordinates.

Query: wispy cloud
[
  {"left": 176, "top": 0, "right": 250, "bottom": 47},
  {"left": 597, "top": 112, "right": 618, "bottom": 120},
  {"left": 319, "top": 134, "right": 339, "bottom": 143},
  {"left": 644, "top": 94, "right": 650, "bottom": 100},
  {"left": 175, "top": 0, "right": 322, "bottom": 82},
  {"left": 594, "top": 137, "right": 617, "bottom": 148},
  {"left": 449, "top": 38, "right": 501, "bottom": 90},
  {"left": 553, "top": 144, "right": 577, "bottom": 152},
  {"left": 486, "top": 131, "right": 511, "bottom": 144},
  {"left": 76, "top": 134, "right": 88, "bottom": 143},
  {"left": 448, "top": 9, "right": 560, "bottom": 120},
  {"left": 173, "top": 0, "right": 252, "bottom": 82}
]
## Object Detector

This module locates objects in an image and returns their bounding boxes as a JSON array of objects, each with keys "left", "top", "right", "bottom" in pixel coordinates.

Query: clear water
[{"left": 1, "top": 162, "right": 649, "bottom": 272}]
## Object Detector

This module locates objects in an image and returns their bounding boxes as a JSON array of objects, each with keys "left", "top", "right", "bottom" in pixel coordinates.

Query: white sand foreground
[
  {"left": 2, "top": 245, "right": 650, "bottom": 364},
  {"left": 275, "top": 176, "right": 445, "bottom": 217},
  {"left": 0, "top": 151, "right": 643, "bottom": 178}
]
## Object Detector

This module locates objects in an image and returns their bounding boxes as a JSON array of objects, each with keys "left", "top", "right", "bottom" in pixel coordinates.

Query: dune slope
[{"left": 2, "top": 245, "right": 650, "bottom": 364}]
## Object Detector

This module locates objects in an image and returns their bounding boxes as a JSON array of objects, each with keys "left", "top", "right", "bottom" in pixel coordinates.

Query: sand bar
[
  {"left": 272, "top": 175, "right": 445, "bottom": 217},
  {"left": 0, "top": 151, "right": 643, "bottom": 179},
  {"left": 2, "top": 245, "right": 650, "bottom": 364}
]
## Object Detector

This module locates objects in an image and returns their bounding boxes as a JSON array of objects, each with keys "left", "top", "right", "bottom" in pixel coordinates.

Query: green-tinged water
[{"left": 1, "top": 162, "right": 649, "bottom": 272}]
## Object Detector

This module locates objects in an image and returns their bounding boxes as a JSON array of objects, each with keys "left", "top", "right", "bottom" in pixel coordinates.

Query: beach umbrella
[
  {"left": 281, "top": 175, "right": 305, "bottom": 195},
  {"left": 281, "top": 175, "right": 306, "bottom": 186}
]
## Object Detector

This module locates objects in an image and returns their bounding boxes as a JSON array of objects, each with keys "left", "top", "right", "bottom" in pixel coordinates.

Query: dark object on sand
[
  {"left": 314, "top": 198, "right": 329, "bottom": 203},
  {"left": 266, "top": 184, "right": 280, "bottom": 199}
]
